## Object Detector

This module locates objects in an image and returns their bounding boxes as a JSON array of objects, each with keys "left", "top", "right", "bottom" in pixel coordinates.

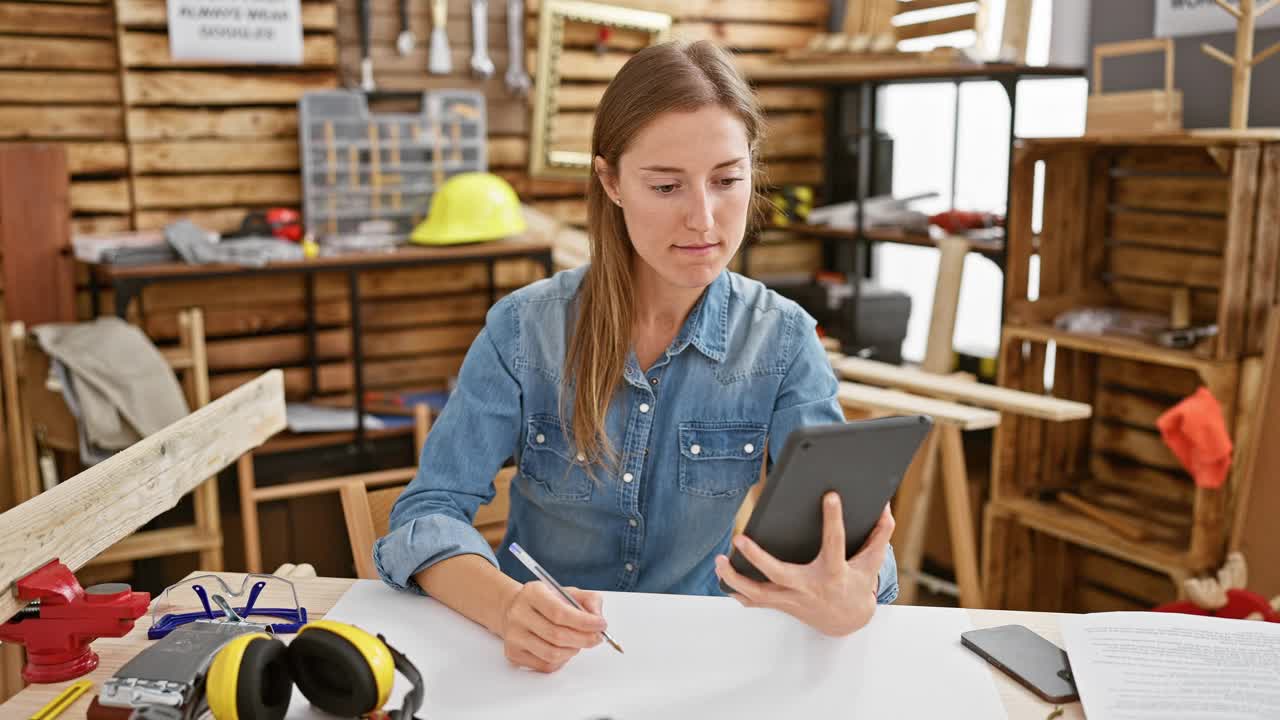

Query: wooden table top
[
  {"left": 85, "top": 236, "right": 553, "bottom": 281},
  {"left": 4, "top": 574, "right": 1083, "bottom": 719}
]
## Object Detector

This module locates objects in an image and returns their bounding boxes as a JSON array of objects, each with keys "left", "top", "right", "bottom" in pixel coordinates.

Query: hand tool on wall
[
  {"left": 429, "top": 0, "right": 452, "bottom": 75},
  {"left": 358, "top": 0, "right": 376, "bottom": 92},
  {"left": 324, "top": 121, "right": 338, "bottom": 234},
  {"left": 0, "top": 560, "right": 149, "bottom": 683},
  {"left": 505, "top": 0, "right": 531, "bottom": 95},
  {"left": 369, "top": 123, "right": 382, "bottom": 215},
  {"left": 470, "top": 0, "right": 495, "bottom": 78},
  {"left": 397, "top": 0, "right": 416, "bottom": 55}
]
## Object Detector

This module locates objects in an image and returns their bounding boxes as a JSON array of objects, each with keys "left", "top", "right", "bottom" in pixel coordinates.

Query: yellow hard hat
[{"left": 410, "top": 172, "right": 526, "bottom": 245}]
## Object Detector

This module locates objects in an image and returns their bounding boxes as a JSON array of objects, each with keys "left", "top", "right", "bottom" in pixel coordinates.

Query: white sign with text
[
  {"left": 1155, "top": 0, "right": 1280, "bottom": 38},
  {"left": 167, "top": 0, "right": 303, "bottom": 64}
]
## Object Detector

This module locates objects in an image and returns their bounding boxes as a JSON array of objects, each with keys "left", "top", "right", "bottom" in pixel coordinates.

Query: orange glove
[{"left": 1156, "top": 387, "right": 1233, "bottom": 489}]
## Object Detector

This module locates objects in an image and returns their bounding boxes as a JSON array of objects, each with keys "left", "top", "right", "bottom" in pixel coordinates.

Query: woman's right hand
[{"left": 499, "top": 581, "right": 607, "bottom": 673}]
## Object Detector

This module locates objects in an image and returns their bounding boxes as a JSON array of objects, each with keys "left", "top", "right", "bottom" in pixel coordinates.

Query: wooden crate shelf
[
  {"left": 1005, "top": 136, "right": 1280, "bottom": 359},
  {"left": 985, "top": 323, "right": 1261, "bottom": 608}
]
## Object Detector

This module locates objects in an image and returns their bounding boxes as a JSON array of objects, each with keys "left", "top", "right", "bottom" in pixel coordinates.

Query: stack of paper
[{"left": 1062, "top": 611, "right": 1280, "bottom": 720}]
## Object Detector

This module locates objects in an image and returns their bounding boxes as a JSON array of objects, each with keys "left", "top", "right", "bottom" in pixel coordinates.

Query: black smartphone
[{"left": 960, "top": 625, "right": 1078, "bottom": 704}]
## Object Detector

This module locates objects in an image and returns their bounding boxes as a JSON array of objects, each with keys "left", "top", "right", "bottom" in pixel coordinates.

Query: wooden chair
[
  {"left": 237, "top": 403, "right": 432, "bottom": 573},
  {"left": 340, "top": 466, "right": 516, "bottom": 580},
  {"left": 1, "top": 308, "right": 223, "bottom": 571}
]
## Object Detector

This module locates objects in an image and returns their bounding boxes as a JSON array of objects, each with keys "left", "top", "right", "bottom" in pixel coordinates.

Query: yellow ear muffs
[
  {"left": 205, "top": 633, "right": 292, "bottom": 720},
  {"left": 287, "top": 619, "right": 395, "bottom": 717}
]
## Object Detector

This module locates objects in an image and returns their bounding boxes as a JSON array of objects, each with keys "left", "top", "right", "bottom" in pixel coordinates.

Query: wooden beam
[
  {"left": 0, "top": 371, "right": 285, "bottom": 622},
  {"left": 1253, "top": 39, "right": 1280, "bottom": 66},
  {"left": 837, "top": 381, "right": 1000, "bottom": 430},
  {"left": 837, "top": 356, "right": 1092, "bottom": 421}
]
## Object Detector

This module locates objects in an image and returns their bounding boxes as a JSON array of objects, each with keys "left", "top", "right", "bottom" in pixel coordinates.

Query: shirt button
[
  {"left": 650, "top": 377, "right": 658, "bottom": 386},
  {"left": 629, "top": 518, "right": 638, "bottom": 527},
  {"left": 625, "top": 562, "right": 635, "bottom": 572},
  {"left": 639, "top": 403, "right": 650, "bottom": 413},
  {"left": 576, "top": 452, "right": 586, "bottom": 462},
  {"left": 622, "top": 472, "right": 634, "bottom": 483},
  {"left": 535, "top": 433, "right": 546, "bottom": 444},
  {"left": 744, "top": 443, "right": 755, "bottom": 454},
  {"left": 690, "top": 444, "right": 701, "bottom": 456}
]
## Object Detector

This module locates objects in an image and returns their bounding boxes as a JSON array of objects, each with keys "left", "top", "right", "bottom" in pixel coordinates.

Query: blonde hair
[{"left": 563, "top": 39, "right": 767, "bottom": 469}]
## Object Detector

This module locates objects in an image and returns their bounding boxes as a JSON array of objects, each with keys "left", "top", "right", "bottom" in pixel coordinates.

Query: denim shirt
[{"left": 374, "top": 266, "right": 899, "bottom": 603}]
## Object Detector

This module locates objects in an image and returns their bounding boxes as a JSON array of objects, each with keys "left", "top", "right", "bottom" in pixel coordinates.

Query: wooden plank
[
  {"left": 896, "top": 0, "right": 974, "bottom": 12},
  {"left": 70, "top": 179, "right": 132, "bottom": 214},
  {"left": 120, "top": 32, "right": 337, "bottom": 68},
  {"left": 71, "top": 215, "right": 132, "bottom": 236},
  {"left": 0, "top": 106, "right": 123, "bottom": 140},
  {"left": 0, "top": 370, "right": 285, "bottom": 622},
  {"left": 64, "top": 142, "right": 129, "bottom": 174},
  {"left": 363, "top": 324, "right": 483, "bottom": 358},
  {"left": 730, "top": 240, "right": 823, "bottom": 276},
  {"left": 1090, "top": 454, "right": 1194, "bottom": 507},
  {"left": 1112, "top": 146, "right": 1229, "bottom": 176},
  {"left": 837, "top": 356, "right": 1092, "bottom": 421},
  {"left": 1231, "top": 313, "right": 1280, "bottom": 596},
  {"left": 131, "top": 140, "right": 300, "bottom": 173},
  {"left": 1110, "top": 210, "right": 1227, "bottom": 253},
  {"left": 0, "top": 70, "right": 120, "bottom": 103},
  {"left": 763, "top": 160, "right": 823, "bottom": 186},
  {"left": 1111, "top": 176, "right": 1230, "bottom": 214},
  {"left": 0, "top": 36, "right": 117, "bottom": 70},
  {"left": 1084, "top": 150, "right": 1113, "bottom": 292},
  {"left": 1005, "top": 323, "right": 1228, "bottom": 374},
  {"left": 836, "top": 382, "right": 1000, "bottom": 430},
  {"left": 133, "top": 173, "right": 299, "bottom": 208},
  {"left": 1107, "top": 280, "right": 1219, "bottom": 323},
  {"left": 1005, "top": 146, "right": 1038, "bottom": 306},
  {"left": 894, "top": 12, "right": 977, "bottom": 41},
  {"left": 127, "top": 107, "right": 298, "bottom": 141},
  {"left": 524, "top": 0, "right": 828, "bottom": 22},
  {"left": 1042, "top": 148, "right": 1089, "bottom": 296},
  {"left": 1107, "top": 245, "right": 1224, "bottom": 288},
  {"left": 205, "top": 329, "right": 348, "bottom": 371},
  {"left": 134, "top": 207, "right": 260, "bottom": 232},
  {"left": 117, "top": 0, "right": 337, "bottom": 28},
  {"left": 1218, "top": 144, "right": 1261, "bottom": 358},
  {"left": 1095, "top": 355, "right": 1200, "bottom": 399},
  {"left": 541, "top": 83, "right": 826, "bottom": 113},
  {"left": 997, "top": 497, "right": 1191, "bottom": 576},
  {"left": 0, "top": 2, "right": 114, "bottom": 36},
  {"left": 1247, "top": 145, "right": 1280, "bottom": 354},
  {"left": 124, "top": 71, "right": 336, "bottom": 106},
  {"left": 1093, "top": 385, "right": 1169, "bottom": 430},
  {"left": 1092, "top": 422, "right": 1182, "bottom": 472}
]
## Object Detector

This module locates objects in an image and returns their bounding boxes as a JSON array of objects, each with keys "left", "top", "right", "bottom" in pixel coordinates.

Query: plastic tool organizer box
[{"left": 298, "top": 90, "right": 487, "bottom": 239}]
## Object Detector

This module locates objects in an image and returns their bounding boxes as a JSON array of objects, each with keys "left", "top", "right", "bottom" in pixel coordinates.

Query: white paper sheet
[
  {"left": 1061, "top": 611, "right": 1280, "bottom": 720},
  {"left": 284, "top": 580, "right": 1007, "bottom": 719}
]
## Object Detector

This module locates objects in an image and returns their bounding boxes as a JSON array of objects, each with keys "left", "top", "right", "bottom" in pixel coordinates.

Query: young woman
[{"left": 375, "top": 40, "right": 897, "bottom": 674}]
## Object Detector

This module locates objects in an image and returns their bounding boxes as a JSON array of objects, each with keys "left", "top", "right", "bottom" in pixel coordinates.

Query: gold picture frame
[{"left": 529, "top": 1, "right": 672, "bottom": 179}]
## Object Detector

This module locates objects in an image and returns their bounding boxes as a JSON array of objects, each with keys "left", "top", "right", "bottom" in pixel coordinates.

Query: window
[{"left": 872, "top": 0, "right": 1087, "bottom": 362}]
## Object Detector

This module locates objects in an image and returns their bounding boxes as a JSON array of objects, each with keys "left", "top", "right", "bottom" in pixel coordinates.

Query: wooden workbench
[{"left": 4, "top": 574, "right": 1084, "bottom": 719}]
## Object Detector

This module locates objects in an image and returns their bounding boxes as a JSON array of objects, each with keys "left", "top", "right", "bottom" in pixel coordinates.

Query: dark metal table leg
[
  {"left": 305, "top": 273, "right": 318, "bottom": 399},
  {"left": 348, "top": 270, "right": 366, "bottom": 448}
]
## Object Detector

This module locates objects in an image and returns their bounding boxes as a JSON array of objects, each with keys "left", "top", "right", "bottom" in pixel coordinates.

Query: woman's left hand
[{"left": 714, "top": 492, "right": 894, "bottom": 637}]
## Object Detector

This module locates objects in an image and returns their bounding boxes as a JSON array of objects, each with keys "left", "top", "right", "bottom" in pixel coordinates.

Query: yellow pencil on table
[{"left": 29, "top": 679, "right": 92, "bottom": 720}]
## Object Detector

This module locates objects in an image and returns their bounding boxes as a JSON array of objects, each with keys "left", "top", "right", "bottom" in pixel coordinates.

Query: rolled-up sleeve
[
  {"left": 768, "top": 311, "right": 900, "bottom": 605},
  {"left": 374, "top": 301, "right": 522, "bottom": 595}
]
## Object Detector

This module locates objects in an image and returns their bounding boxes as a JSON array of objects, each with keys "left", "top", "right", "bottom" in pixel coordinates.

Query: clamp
[{"left": 0, "top": 559, "right": 150, "bottom": 683}]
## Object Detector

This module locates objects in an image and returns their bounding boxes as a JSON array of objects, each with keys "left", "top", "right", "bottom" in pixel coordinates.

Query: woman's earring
[{"left": 615, "top": 197, "right": 622, "bottom": 206}]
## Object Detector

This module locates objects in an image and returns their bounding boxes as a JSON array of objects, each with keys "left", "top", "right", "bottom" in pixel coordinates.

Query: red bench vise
[{"left": 0, "top": 559, "right": 150, "bottom": 683}]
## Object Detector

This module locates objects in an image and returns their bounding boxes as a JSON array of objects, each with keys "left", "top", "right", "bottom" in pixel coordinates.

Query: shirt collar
[{"left": 668, "top": 270, "right": 729, "bottom": 363}]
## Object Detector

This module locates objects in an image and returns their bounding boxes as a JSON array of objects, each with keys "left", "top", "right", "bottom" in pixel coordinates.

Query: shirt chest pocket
[
  {"left": 677, "top": 422, "right": 768, "bottom": 498},
  {"left": 519, "top": 414, "right": 593, "bottom": 503}
]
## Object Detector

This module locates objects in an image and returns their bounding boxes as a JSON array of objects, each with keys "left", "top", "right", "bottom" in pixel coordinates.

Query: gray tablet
[{"left": 722, "top": 415, "right": 932, "bottom": 591}]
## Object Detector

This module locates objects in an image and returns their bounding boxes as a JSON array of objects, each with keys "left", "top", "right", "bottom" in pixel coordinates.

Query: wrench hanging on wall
[
  {"left": 429, "top": 0, "right": 452, "bottom": 75},
  {"left": 471, "top": 0, "right": 495, "bottom": 78},
  {"left": 504, "top": 0, "right": 531, "bottom": 95}
]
